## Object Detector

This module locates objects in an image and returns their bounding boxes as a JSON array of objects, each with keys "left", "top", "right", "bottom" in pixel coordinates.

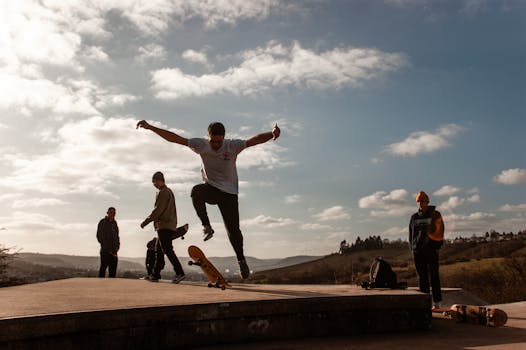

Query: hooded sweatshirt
[{"left": 409, "top": 205, "right": 444, "bottom": 253}]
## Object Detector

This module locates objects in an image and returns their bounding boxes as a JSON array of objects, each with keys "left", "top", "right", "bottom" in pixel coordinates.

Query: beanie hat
[{"left": 415, "top": 191, "right": 429, "bottom": 203}]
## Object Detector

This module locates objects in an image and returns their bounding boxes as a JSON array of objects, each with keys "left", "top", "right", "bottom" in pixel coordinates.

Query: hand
[
  {"left": 140, "top": 222, "right": 146, "bottom": 229},
  {"left": 272, "top": 123, "right": 281, "bottom": 140},
  {"left": 136, "top": 120, "right": 151, "bottom": 130}
]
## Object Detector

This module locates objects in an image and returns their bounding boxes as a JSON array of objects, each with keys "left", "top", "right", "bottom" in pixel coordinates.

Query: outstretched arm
[
  {"left": 136, "top": 120, "right": 188, "bottom": 146},
  {"left": 246, "top": 123, "right": 281, "bottom": 148}
]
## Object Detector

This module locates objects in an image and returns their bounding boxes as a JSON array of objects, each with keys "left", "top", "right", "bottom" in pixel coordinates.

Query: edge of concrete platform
[{"left": 0, "top": 291, "right": 430, "bottom": 349}]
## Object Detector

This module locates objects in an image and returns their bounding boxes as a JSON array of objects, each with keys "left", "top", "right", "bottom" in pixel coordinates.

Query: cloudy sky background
[{"left": 0, "top": 0, "right": 525, "bottom": 259}]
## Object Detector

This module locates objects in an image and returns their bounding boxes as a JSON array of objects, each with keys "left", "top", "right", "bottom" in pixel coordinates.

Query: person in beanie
[
  {"left": 137, "top": 120, "right": 281, "bottom": 279},
  {"left": 97, "top": 207, "right": 120, "bottom": 278},
  {"left": 140, "top": 171, "right": 186, "bottom": 283},
  {"left": 409, "top": 191, "right": 445, "bottom": 309}
]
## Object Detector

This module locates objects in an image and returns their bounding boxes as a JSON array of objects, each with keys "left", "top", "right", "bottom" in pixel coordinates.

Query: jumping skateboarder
[
  {"left": 136, "top": 120, "right": 281, "bottom": 278},
  {"left": 409, "top": 191, "right": 445, "bottom": 309}
]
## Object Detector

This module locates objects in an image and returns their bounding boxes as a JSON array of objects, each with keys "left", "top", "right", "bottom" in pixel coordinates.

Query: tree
[{"left": 0, "top": 245, "right": 17, "bottom": 283}]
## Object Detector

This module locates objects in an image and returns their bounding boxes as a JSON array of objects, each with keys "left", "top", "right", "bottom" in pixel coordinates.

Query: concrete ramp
[{"left": 0, "top": 278, "right": 430, "bottom": 349}]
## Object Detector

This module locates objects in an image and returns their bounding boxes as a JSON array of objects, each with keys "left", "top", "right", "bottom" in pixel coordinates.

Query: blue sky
[{"left": 0, "top": 0, "right": 525, "bottom": 259}]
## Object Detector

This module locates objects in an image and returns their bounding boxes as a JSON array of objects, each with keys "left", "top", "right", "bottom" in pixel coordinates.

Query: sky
[{"left": 0, "top": 0, "right": 525, "bottom": 259}]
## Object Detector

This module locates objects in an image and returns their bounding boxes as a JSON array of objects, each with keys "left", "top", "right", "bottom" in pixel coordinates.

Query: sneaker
[
  {"left": 149, "top": 276, "right": 160, "bottom": 282},
  {"left": 203, "top": 225, "right": 214, "bottom": 241},
  {"left": 432, "top": 302, "right": 442, "bottom": 310},
  {"left": 238, "top": 259, "right": 250, "bottom": 279},
  {"left": 172, "top": 274, "right": 185, "bottom": 284}
]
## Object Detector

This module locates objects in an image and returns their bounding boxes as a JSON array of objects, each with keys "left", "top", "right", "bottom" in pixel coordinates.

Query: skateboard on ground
[
  {"left": 432, "top": 304, "right": 508, "bottom": 327},
  {"left": 187, "top": 245, "right": 230, "bottom": 290},
  {"left": 171, "top": 224, "right": 188, "bottom": 240}
]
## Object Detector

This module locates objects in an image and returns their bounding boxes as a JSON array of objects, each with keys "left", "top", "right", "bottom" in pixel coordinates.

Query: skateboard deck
[
  {"left": 432, "top": 304, "right": 508, "bottom": 327},
  {"left": 188, "top": 245, "right": 230, "bottom": 290},
  {"left": 171, "top": 224, "right": 188, "bottom": 240}
]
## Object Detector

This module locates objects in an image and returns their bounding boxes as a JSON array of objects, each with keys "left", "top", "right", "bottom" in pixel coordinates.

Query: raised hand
[
  {"left": 136, "top": 120, "right": 151, "bottom": 130},
  {"left": 272, "top": 123, "right": 281, "bottom": 140}
]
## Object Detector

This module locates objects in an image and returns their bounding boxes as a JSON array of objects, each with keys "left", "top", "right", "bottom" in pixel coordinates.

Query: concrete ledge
[{"left": 0, "top": 278, "right": 430, "bottom": 349}]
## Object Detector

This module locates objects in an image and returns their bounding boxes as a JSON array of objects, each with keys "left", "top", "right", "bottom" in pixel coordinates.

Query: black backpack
[{"left": 361, "top": 257, "right": 407, "bottom": 290}]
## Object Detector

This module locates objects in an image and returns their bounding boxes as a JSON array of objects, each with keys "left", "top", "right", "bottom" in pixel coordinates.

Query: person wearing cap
[
  {"left": 97, "top": 207, "right": 120, "bottom": 278},
  {"left": 409, "top": 191, "right": 445, "bottom": 309},
  {"left": 136, "top": 120, "right": 281, "bottom": 279},
  {"left": 140, "top": 171, "right": 186, "bottom": 283}
]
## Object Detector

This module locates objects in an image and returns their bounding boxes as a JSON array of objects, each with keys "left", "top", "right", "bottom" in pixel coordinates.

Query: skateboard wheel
[
  {"left": 188, "top": 261, "right": 193, "bottom": 266},
  {"left": 181, "top": 236, "right": 184, "bottom": 240},
  {"left": 208, "top": 283, "right": 213, "bottom": 288},
  {"left": 221, "top": 286, "right": 226, "bottom": 290}
]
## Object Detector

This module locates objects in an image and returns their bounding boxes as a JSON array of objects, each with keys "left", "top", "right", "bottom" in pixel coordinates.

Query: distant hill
[
  {"left": 248, "top": 237, "right": 526, "bottom": 304},
  {"left": 9, "top": 252, "right": 321, "bottom": 281}
]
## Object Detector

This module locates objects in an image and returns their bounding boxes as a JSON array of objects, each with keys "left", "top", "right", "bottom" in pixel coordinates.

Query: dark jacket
[
  {"left": 409, "top": 206, "right": 444, "bottom": 253},
  {"left": 97, "top": 217, "right": 120, "bottom": 254}
]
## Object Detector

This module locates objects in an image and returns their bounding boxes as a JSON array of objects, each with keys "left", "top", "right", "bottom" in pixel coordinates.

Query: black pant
[
  {"left": 413, "top": 247, "right": 442, "bottom": 303},
  {"left": 191, "top": 183, "right": 244, "bottom": 261},
  {"left": 99, "top": 252, "right": 118, "bottom": 278},
  {"left": 157, "top": 229, "right": 184, "bottom": 276}
]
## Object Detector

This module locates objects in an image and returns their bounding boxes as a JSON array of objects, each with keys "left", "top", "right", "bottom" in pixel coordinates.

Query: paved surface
[
  {"left": 0, "top": 278, "right": 422, "bottom": 319},
  {"left": 1, "top": 278, "right": 523, "bottom": 349}
]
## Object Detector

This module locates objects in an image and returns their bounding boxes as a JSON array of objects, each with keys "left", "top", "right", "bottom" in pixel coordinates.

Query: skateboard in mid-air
[
  {"left": 171, "top": 223, "right": 188, "bottom": 240},
  {"left": 187, "top": 245, "right": 230, "bottom": 290},
  {"left": 432, "top": 304, "right": 508, "bottom": 327}
]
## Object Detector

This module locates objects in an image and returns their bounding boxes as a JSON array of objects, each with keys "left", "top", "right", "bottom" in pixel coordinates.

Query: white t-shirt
[{"left": 188, "top": 138, "right": 247, "bottom": 194}]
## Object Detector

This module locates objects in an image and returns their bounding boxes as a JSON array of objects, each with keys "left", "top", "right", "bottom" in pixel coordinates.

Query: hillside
[
  {"left": 0, "top": 252, "right": 321, "bottom": 287},
  {"left": 249, "top": 238, "right": 526, "bottom": 303}
]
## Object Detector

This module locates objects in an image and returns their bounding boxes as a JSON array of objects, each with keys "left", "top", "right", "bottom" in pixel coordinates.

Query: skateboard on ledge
[
  {"left": 432, "top": 304, "right": 508, "bottom": 327},
  {"left": 188, "top": 245, "right": 230, "bottom": 290}
]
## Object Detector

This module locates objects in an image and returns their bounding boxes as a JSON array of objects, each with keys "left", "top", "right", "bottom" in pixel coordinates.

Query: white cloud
[
  {"left": 359, "top": 189, "right": 409, "bottom": 208},
  {"left": 440, "top": 196, "right": 465, "bottom": 211},
  {"left": 241, "top": 214, "right": 297, "bottom": 228},
  {"left": 444, "top": 212, "right": 498, "bottom": 233},
  {"left": 182, "top": 49, "right": 210, "bottom": 66},
  {"left": 498, "top": 204, "right": 526, "bottom": 213},
  {"left": 379, "top": 226, "right": 406, "bottom": 237},
  {"left": 300, "top": 223, "right": 333, "bottom": 231},
  {"left": 493, "top": 168, "right": 526, "bottom": 185},
  {"left": 359, "top": 189, "right": 414, "bottom": 218},
  {"left": 467, "top": 194, "right": 480, "bottom": 203},
  {"left": 313, "top": 206, "right": 350, "bottom": 222},
  {"left": 136, "top": 44, "right": 167, "bottom": 63},
  {"left": 0, "top": 117, "right": 290, "bottom": 196},
  {"left": 285, "top": 194, "right": 301, "bottom": 204},
  {"left": 82, "top": 46, "right": 110, "bottom": 63},
  {"left": 385, "top": 124, "right": 464, "bottom": 157},
  {"left": 151, "top": 41, "right": 408, "bottom": 100},
  {"left": 12, "top": 198, "right": 69, "bottom": 209},
  {"left": 433, "top": 185, "right": 461, "bottom": 196}
]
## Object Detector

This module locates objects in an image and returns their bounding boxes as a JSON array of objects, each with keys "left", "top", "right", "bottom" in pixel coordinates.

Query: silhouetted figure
[
  {"left": 409, "top": 191, "right": 444, "bottom": 309},
  {"left": 97, "top": 207, "right": 119, "bottom": 278},
  {"left": 137, "top": 120, "right": 280, "bottom": 279}
]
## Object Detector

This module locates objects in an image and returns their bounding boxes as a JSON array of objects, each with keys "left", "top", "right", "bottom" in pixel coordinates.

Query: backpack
[{"left": 361, "top": 257, "right": 407, "bottom": 290}]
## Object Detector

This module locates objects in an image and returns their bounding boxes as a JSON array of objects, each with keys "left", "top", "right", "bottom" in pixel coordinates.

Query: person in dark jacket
[
  {"left": 97, "top": 207, "right": 120, "bottom": 278},
  {"left": 409, "top": 191, "right": 444, "bottom": 309},
  {"left": 145, "top": 237, "right": 164, "bottom": 280}
]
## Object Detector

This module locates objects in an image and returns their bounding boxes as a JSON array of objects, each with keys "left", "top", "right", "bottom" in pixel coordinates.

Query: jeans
[
  {"left": 157, "top": 229, "right": 184, "bottom": 276},
  {"left": 99, "top": 252, "right": 118, "bottom": 278},
  {"left": 191, "top": 183, "right": 244, "bottom": 261},
  {"left": 413, "top": 247, "right": 442, "bottom": 303}
]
